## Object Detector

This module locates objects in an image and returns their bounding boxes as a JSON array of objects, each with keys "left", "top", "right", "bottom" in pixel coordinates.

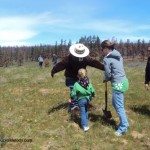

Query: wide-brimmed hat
[
  {"left": 101, "top": 40, "right": 115, "bottom": 49},
  {"left": 69, "top": 43, "right": 89, "bottom": 58}
]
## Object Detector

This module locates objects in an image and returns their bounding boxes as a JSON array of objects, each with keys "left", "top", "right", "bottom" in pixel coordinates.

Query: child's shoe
[
  {"left": 115, "top": 129, "right": 128, "bottom": 137},
  {"left": 115, "top": 131, "right": 122, "bottom": 136},
  {"left": 83, "top": 126, "right": 89, "bottom": 132}
]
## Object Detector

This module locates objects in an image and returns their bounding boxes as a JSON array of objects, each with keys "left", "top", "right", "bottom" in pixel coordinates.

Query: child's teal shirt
[{"left": 70, "top": 82, "right": 95, "bottom": 101}]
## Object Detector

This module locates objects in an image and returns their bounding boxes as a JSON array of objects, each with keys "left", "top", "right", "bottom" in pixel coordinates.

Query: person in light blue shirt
[{"left": 101, "top": 40, "right": 129, "bottom": 136}]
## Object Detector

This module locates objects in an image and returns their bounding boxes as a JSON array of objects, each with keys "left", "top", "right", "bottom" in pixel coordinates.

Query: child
[
  {"left": 70, "top": 68, "right": 95, "bottom": 132},
  {"left": 101, "top": 40, "right": 129, "bottom": 136}
]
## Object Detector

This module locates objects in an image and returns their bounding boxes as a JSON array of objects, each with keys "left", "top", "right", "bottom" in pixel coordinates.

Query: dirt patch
[
  {"left": 0, "top": 76, "right": 7, "bottom": 84},
  {"left": 70, "top": 122, "right": 80, "bottom": 131},
  {"left": 39, "top": 88, "right": 68, "bottom": 95},
  {"left": 39, "top": 88, "right": 60, "bottom": 95},
  {"left": 39, "top": 88, "right": 51, "bottom": 95},
  {"left": 121, "top": 139, "right": 128, "bottom": 145},
  {"left": 33, "top": 74, "right": 50, "bottom": 83},
  {"left": 9, "top": 88, "right": 23, "bottom": 96},
  {"left": 144, "top": 139, "right": 150, "bottom": 148},
  {"left": 131, "top": 131, "right": 145, "bottom": 139},
  {"left": 13, "top": 74, "right": 29, "bottom": 79},
  {"left": 41, "top": 140, "right": 61, "bottom": 150}
]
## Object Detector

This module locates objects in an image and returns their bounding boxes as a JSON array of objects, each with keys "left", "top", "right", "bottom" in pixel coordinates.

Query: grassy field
[{"left": 0, "top": 61, "right": 150, "bottom": 150}]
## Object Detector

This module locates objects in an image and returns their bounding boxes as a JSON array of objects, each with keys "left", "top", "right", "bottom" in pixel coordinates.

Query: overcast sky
[{"left": 0, "top": 0, "right": 150, "bottom": 46}]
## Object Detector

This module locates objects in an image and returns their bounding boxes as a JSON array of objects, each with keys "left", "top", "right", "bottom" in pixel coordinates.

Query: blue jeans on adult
[
  {"left": 112, "top": 90, "right": 129, "bottom": 133},
  {"left": 78, "top": 98, "right": 89, "bottom": 128}
]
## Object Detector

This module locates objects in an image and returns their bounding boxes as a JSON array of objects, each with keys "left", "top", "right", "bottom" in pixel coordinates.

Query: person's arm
[
  {"left": 103, "top": 58, "right": 111, "bottom": 82},
  {"left": 86, "top": 57, "right": 104, "bottom": 70},
  {"left": 51, "top": 56, "right": 68, "bottom": 77},
  {"left": 145, "top": 61, "right": 149, "bottom": 84}
]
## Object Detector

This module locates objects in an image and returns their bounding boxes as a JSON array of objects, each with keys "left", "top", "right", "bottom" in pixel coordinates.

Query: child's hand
[{"left": 68, "top": 99, "right": 72, "bottom": 103}]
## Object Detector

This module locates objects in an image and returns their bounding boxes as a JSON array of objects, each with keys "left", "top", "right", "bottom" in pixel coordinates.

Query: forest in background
[{"left": 0, "top": 36, "right": 150, "bottom": 67}]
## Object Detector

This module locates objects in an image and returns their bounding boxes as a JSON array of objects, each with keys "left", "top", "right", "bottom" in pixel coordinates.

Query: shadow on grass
[
  {"left": 47, "top": 103, "right": 117, "bottom": 129},
  {"left": 70, "top": 114, "right": 82, "bottom": 128},
  {"left": 47, "top": 102, "right": 68, "bottom": 114},
  {"left": 47, "top": 102, "right": 82, "bottom": 128},
  {"left": 130, "top": 104, "right": 150, "bottom": 117},
  {"left": 69, "top": 113, "right": 117, "bottom": 130},
  {"left": 0, "top": 132, "right": 6, "bottom": 148},
  {"left": 89, "top": 113, "right": 117, "bottom": 129}
]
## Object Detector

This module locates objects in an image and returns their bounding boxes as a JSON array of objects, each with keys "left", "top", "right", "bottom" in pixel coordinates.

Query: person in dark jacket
[
  {"left": 145, "top": 47, "right": 150, "bottom": 90},
  {"left": 51, "top": 43, "right": 104, "bottom": 111}
]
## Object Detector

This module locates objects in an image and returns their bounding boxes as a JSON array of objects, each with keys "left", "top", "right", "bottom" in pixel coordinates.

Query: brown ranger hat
[{"left": 101, "top": 40, "right": 115, "bottom": 49}]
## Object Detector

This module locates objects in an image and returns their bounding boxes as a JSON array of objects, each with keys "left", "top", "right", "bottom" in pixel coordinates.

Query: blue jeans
[
  {"left": 78, "top": 98, "right": 89, "bottom": 128},
  {"left": 112, "top": 90, "right": 129, "bottom": 133}
]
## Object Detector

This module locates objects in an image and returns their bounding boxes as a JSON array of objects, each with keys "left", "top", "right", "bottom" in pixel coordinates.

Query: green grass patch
[{"left": 0, "top": 62, "right": 150, "bottom": 149}]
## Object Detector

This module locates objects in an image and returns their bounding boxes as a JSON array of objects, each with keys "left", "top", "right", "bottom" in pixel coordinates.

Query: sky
[{"left": 0, "top": 0, "right": 150, "bottom": 46}]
